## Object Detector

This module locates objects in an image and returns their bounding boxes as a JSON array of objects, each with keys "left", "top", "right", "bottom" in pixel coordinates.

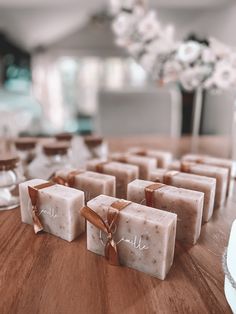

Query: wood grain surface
[{"left": 0, "top": 136, "right": 235, "bottom": 314}]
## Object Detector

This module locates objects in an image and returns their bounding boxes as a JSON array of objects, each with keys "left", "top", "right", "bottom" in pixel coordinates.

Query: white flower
[
  {"left": 121, "top": 0, "right": 136, "bottom": 10},
  {"left": 209, "top": 37, "right": 231, "bottom": 58},
  {"left": 176, "top": 41, "right": 202, "bottom": 64},
  {"left": 228, "top": 52, "right": 236, "bottom": 68},
  {"left": 133, "top": 5, "right": 145, "bottom": 20},
  {"left": 180, "top": 65, "right": 211, "bottom": 91},
  {"left": 163, "top": 24, "right": 175, "bottom": 42},
  {"left": 201, "top": 47, "right": 216, "bottom": 63},
  {"left": 146, "top": 37, "right": 175, "bottom": 55},
  {"left": 112, "top": 12, "right": 135, "bottom": 37},
  {"left": 203, "top": 77, "right": 215, "bottom": 89},
  {"left": 137, "top": 11, "right": 161, "bottom": 41},
  {"left": 212, "top": 61, "right": 236, "bottom": 89},
  {"left": 109, "top": 0, "right": 121, "bottom": 15},
  {"left": 163, "top": 60, "right": 182, "bottom": 83},
  {"left": 139, "top": 53, "right": 156, "bottom": 73}
]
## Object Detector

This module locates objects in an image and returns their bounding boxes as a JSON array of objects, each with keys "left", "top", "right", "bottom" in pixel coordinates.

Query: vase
[{"left": 191, "top": 87, "right": 203, "bottom": 152}]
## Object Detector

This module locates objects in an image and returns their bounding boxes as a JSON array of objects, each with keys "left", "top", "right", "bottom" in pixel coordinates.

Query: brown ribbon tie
[
  {"left": 163, "top": 170, "right": 179, "bottom": 185},
  {"left": 195, "top": 158, "right": 204, "bottom": 164},
  {"left": 115, "top": 156, "right": 128, "bottom": 164},
  {"left": 145, "top": 183, "right": 166, "bottom": 208},
  {"left": 135, "top": 150, "right": 147, "bottom": 157},
  {"left": 52, "top": 170, "right": 84, "bottom": 187},
  {"left": 81, "top": 199, "right": 131, "bottom": 266},
  {"left": 95, "top": 161, "right": 110, "bottom": 173},
  {"left": 28, "top": 181, "right": 55, "bottom": 234},
  {"left": 180, "top": 162, "right": 192, "bottom": 173}
]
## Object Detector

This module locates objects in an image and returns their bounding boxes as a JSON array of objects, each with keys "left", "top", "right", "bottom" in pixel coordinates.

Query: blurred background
[{"left": 0, "top": 0, "right": 235, "bottom": 138}]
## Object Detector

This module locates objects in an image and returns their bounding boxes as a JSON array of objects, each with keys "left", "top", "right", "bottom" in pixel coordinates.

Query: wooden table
[{"left": 0, "top": 136, "right": 235, "bottom": 314}]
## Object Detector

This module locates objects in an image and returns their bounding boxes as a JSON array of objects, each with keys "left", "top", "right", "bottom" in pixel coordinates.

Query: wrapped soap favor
[
  {"left": 169, "top": 161, "right": 228, "bottom": 208},
  {"left": 53, "top": 169, "right": 116, "bottom": 202},
  {"left": 127, "top": 179, "right": 204, "bottom": 245},
  {"left": 81, "top": 194, "right": 177, "bottom": 280},
  {"left": 128, "top": 147, "right": 173, "bottom": 168},
  {"left": 223, "top": 219, "right": 236, "bottom": 313},
  {"left": 150, "top": 169, "right": 216, "bottom": 223},
  {"left": 182, "top": 153, "right": 232, "bottom": 194},
  {"left": 86, "top": 159, "right": 139, "bottom": 199},
  {"left": 19, "top": 179, "right": 85, "bottom": 241},
  {"left": 110, "top": 152, "right": 156, "bottom": 180}
]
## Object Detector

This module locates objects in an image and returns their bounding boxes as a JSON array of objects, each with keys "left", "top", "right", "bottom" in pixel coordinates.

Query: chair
[
  {"left": 201, "top": 89, "right": 236, "bottom": 135},
  {"left": 95, "top": 85, "right": 182, "bottom": 137}
]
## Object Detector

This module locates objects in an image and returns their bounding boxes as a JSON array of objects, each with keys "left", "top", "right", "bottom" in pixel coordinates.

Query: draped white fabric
[{"left": 0, "top": 0, "right": 233, "bottom": 50}]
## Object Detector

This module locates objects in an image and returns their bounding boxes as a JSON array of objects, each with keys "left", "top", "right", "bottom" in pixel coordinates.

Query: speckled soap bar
[
  {"left": 86, "top": 195, "right": 177, "bottom": 280},
  {"left": 182, "top": 153, "right": 232, "bottom": 194},
  {"left": 128, "top": 147, "right": 173, "bottom": 168},
  {"left": 86, "top": 159, "right": 139, "bottom": 199},
  {"left": 169, "top": 161, "right": 228, "bottom": 208},
  {"left": 110, "top": 153, "right": 156, "bottom": 180},
  {"left": 150, "top": 169, "right": 216, "bottom": 223},
  {"left": 19, "top": 179, "right": 85, "bottom": 241},
  {"left": 55, "top": 169, "right": 116, "bottom": 202},
  {"left": 127, "top": 179, "right": 204, "bottom": 245}
]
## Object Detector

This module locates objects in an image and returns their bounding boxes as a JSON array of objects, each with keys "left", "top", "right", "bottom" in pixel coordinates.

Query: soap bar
[
  {"left": 86, "top": 159, "right": 139, "bottom": 199},
  {"left": 129, "top": 147, "right": 173, "bottom": 168},
  {"left": 19, "top": 179, "right": 85, "bottom": 242},
  {"left": 182, "top": 154, "right": 232, "bottom": 194},
  {"left": 84, "top": 194, "right": 177, "bottom": 280},
  {"left": 150, "top": 169, "right": 216, "bottom": 223},
  {"left": 127, "top": 179, "right": 204, "bottom": 245},
  {"left": 110, "top": 153, "right": 156, "bottom": 180},
  {"left": 169, "top": 161, "right": 228, "bottom": 208},
  {"left": 54, "top": 169, "right": 116, "bottom": 202},
  {"left": 224, "top": 219, "right": 236, "bottom": 313}
]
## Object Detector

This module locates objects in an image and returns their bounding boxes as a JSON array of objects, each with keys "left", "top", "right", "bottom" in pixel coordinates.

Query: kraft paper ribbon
[
  {"left": 145, "top": 183, "right": 166, "bottom": 208},
  {"left": 154, "top": 170, "right": 179, "bottom": 185},
  {"left": 135, "top": 150, "right": 147, "bottom": 157},
  {"left": 52, "top": 170, "right": 84, "bottom": 187},
  {"left": 28, "top": 182, "right": 55, "bottom": 234},
  {"left": 180, "top": 162, "right": 192, "bottom": 173},
  {"left": 95, "top": 161, "right": 110, "bottom": 173},
  {"left": 81, "top": 199, "right": 131, "bottom": 266},
  {"left": 195, "top": 158, "right": 204, "bottom": 164},
  {"left": 114, "top": 156, "right": 128, "bottom": 164}
]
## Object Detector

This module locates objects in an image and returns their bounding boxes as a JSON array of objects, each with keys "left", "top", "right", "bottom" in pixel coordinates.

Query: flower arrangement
[{"left": 109, "top": 0, "right": 236, "bottom": 91}]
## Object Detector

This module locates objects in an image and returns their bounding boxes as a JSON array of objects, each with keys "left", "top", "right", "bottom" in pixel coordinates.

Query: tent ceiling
[{"left": 0, "top": 0, "right": 233, "bottom": 50}]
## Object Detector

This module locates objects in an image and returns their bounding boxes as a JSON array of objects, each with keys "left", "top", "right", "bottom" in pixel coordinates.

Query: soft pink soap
[
  {"left": 19, "top": 179, "right": 85, "bottom": 242},
  {"left": 86, "top": 194, "right": 177, "bottom": 280},
  {"left": 169, "top": 161, "right": 228, "bottom": 208},
  {"left": 86, "top": 159, "right": 139, "bottom": 199},
  {"left": 150, "top": 169, "right": 216, "bottom": 223},
  {"left": 110, "top": 153, "right": 156, "bottom": 180},
  {"left": 129, "top": 147, "right": 173, "bottom": 168},
  {"left": 182, "top": 153, "right": 232, "bottom": 194},
  {"left": 127, "top": 179, "right": 204, "bottom": 245},
  {"left": 55, "top": 169, "right": 116, "bottom": 202}
]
